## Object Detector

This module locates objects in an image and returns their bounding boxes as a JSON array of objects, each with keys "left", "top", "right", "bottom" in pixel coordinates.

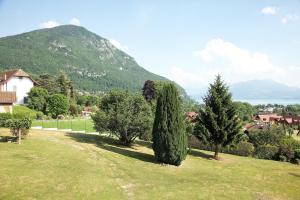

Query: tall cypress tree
[
  {"left": 152, "top": 83, "right": 187, "bottom": 166},
  {"left": 194, "top": 75, "right": 241, "bottom": 160}
]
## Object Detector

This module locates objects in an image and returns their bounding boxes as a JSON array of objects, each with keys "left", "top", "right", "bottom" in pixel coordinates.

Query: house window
[
  {"left": 24, "top": 97, "right": 28, "bottom": 104},
  {"left": 13, "top": 85, "right": 17, "bottom": 91}
]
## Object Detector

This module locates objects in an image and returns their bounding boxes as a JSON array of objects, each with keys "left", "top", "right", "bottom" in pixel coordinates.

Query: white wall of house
[
  {"left": 6, "top": 77, "right": 33, "bottom": 104},
  {"left": 0, "top": 104, "right": 13, "bottom": 113}
]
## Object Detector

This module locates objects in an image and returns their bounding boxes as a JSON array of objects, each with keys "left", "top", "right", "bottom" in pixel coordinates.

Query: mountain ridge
[
  {"left": 230, "top": 79, "right": 300, "bottom": 99},
  {"left": 0, "top": 25, "right": 188, "bottom": 98}
]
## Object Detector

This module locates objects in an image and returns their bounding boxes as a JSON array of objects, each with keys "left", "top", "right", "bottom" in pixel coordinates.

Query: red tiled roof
[{"left": 0, "top": 91, "right": 16, "bottom": 103}]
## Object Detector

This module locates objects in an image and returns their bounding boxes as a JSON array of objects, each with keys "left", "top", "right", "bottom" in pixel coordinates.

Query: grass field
[
  {"left": 0, "top": 129, "right": 300, "bottom": 200},
  {"left": 32, "top": 119, "right": 96, "bottom": 133}
]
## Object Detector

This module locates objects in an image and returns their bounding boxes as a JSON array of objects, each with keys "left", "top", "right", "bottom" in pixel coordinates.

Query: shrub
[
  {"left": 0, "top": 113, "right": 12, "bottom": 126},
  {"left": 255, "top": 145, "right": 279, "bottom": 160},
  {"left": 232, "top": 141, "right": 255, "bottom": 157},
  {"left": 248, "top": 125, "right": 285, "bottom": 147},
  {"left": 294, "top": 149, "right": 300, "bottom": 159},
  {"left": 69, "top": 104, "right": 78, "bottom": 117},
  {"left": 278, "top": 155, "right": 287, "bottom": 162},
  {"left": 47, "top": 94, "right": 70, "bottom": 118},
  {"left": 5, "top": 118, "right": 32, "bottom": 144},
  {"left": 294, "top": 158, "right": 300, "bottom": 165},
  {"left": 36, "top": 111, "right": 43, "bottom": 120},
  {"left": 12, "top": 105, "right": 37, "bottom": 119},
  {"left": 277, "top": 138, "right": 299, "bottom": 162}
]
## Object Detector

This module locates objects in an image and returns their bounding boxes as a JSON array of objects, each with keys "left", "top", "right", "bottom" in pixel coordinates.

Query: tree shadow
[
  {"left": 289, "top": 172, "right": 300, "bottom": 178},
  {"left": 188, "top": 149, "right": 214, "bottom": 160},
  {"left": 65, "top": 132, "right": 157, "bottom": 164},
  {"left": 0, "top": 136, "right": 17, "bottom": 143}
]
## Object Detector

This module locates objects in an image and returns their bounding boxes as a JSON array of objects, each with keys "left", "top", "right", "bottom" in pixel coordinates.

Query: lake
[{"left": 233, "top": 99, "right": 300, "bottom": 105}]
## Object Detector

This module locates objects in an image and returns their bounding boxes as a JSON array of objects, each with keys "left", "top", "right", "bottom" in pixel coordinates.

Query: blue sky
[{"left": 0, "top": 0, "right": 300, "bottom": 96}]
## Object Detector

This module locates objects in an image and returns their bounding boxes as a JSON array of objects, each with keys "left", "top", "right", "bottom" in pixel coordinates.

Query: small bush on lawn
[
  {"left": 0, "top": 113, "right": 12, "bottom": 126},
  {"left": 255, "top": 145, "right": 278, "bottom": 160},
  {"left": 5, "top": 118, "right": 32, "bottom": 144},
  {"left": 232, "top": 141, "right": 255, "bottom": 157}
]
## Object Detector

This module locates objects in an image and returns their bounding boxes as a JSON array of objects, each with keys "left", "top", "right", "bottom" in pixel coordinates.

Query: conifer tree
[
  {"left": 194, "top": 75, "right": 241, "bottom": 160},
  {"left": 152, "top": 83, "right": 187, "bottom": 166}
]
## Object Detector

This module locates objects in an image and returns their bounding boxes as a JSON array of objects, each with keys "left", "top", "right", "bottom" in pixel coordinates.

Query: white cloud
[
  {"left": 261, "top": 6, "right": 278, "bottom": 15},
  {"left": 281, "top": 14, "right": 299, "bottom": 24},
  {"left": 109, "top": 38, "right": 129, "bottom": 52},
  {"left": 166, "top": 38, "right": 300, "bottom": 93},
  {"left": 70, "top": 18, "right": 80, "bottom": 26},
  {"left": 39, "top": 20, "right": 60, "bottom": 28}
]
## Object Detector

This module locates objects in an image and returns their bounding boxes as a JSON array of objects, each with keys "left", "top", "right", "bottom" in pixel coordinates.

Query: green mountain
[{"left": 0, "top": 25, "right": 187, "bottom": 96}]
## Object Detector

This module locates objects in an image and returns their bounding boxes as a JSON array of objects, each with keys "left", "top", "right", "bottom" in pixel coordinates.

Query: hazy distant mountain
[
  {"left": 0, "top": 25, "right": 188, "bottom": 98},
  {"left": 230, "top": 79, "right": 300, "bottom": 99}
]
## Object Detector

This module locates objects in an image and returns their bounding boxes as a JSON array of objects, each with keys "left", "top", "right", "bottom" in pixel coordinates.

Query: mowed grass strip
[
  {"left": 32, "top": 119, "right": 95, "bottom": 132},
  {"left": 0, "top": 129, "right": 300, "bottom": 200}
]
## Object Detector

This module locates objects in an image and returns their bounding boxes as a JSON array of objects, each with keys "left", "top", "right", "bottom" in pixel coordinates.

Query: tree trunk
[
  {"left": 18, "top": 129, "right": 21, "bottom": 144},
  {"left": 213, "top": 144, "right": 220, "bottom": 160}
]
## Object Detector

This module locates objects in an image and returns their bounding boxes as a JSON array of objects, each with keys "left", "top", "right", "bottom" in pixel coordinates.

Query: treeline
[
  {"left": 91, "top": 75, "right": 241, "bottom": 165},
  {"left": 27, "top": 71, "right": 102, "bottom": 119}
]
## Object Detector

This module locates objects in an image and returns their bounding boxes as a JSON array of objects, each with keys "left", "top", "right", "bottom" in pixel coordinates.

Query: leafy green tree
[
  {"left": 248, "top": 125, "right": 286, "bottom": 147},
  {"left": 57, "top": 71, "right": 74, "bottom": 98},
  {"left": 47, "top": 94, "right": 70, "bottom": 118},
  {"left": 76, "top": 95, "right": 87, "bottom": 106},
  {"left": 233, "top": 101, "right": 257, "bottom": 122},
  {"left": 27, "top": 87, "right": 49, "bottom": 113},
  {"left": 36, "top": 74, "right": 59, "bottom": 94},
  {"left": 194, "top": 75, "right": 241, "bottom": 160},
  {"left": 92, "top": 90, "right": 152, "bottom": 146},
  {"left": 86, "top": 95, "right": 100, "bottom": 106},
  {"left": 152, "top": 83, "right": 187, "bottom": 166},
  {"left": 142, "top": 80, "right": 156, "bottom": 103}
]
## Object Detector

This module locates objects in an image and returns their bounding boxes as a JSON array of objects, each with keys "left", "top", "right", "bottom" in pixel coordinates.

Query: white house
[{"left": 0, "top": 69, "right": 35, "bottom": 105}]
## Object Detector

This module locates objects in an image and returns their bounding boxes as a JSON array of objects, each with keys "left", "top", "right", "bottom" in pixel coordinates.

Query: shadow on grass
[
  {"left": 0, "top": 136, "right": 17, "bottom": 143},
  {"left": 289, "top": 172, "right": 300, "bottom": 178},
  {"left": 65, "top": 132, "right": 156, "bottom": 164},
  {"left": 188, "top": 149, "right": 214, "bottom": 160}
]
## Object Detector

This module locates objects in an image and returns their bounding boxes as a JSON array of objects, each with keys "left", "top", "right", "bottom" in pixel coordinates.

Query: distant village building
[
  {"left": 0, "top": 69, "right": 35, "bottom": 111},
  {"left": 185, "top": 111, "right": 198, "bottom": 122}
]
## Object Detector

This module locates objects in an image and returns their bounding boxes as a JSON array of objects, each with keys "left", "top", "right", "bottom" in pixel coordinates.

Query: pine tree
[
  {"left": 57, "top": 71, "right": 70, "bottom": 97},
  {"left": 152, "top": 83, "right": 187, "bottom": 166},
  {"left": 194, "top": 75, "right": 241, "bottom": 160}
]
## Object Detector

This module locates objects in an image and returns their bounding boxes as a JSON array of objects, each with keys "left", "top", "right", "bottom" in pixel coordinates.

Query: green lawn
[
  {"left": 0, "top": 129, "right": 300, "bottom": 200},
  {"left": 32, "top": 119, "right": 96, "bottom": 133}
]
